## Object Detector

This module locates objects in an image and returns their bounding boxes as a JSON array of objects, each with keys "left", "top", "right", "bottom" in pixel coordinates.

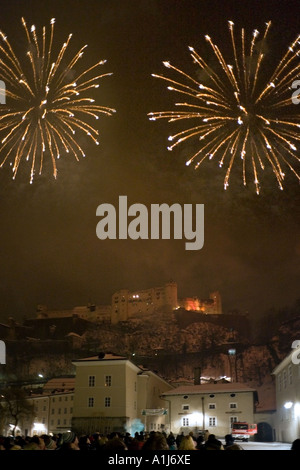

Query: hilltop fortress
[
  {"left": 34, "top": 281, "right": 222, "bottom": 325},
  {"left": 111, "top": 282, "right": 222, "bottom": 324}
]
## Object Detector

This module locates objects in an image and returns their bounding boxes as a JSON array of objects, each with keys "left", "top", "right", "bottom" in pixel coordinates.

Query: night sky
[{"left": 0, "top": 0, "right": 299, "bottom": 323}]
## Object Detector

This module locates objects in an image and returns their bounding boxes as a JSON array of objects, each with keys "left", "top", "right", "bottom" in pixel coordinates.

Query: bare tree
[{"left": 0, "top": 388, "right": 34, "bottom": 436}]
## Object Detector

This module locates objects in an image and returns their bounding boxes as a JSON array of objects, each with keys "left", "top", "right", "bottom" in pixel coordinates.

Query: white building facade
[
  {"left": 161, "top": 383, "right": 257, "bottom": 438},
  {"left": 272, "top": 345, "right": 300, "bottom": 443}
]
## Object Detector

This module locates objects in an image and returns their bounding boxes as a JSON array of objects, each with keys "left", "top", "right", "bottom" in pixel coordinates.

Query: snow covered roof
[
  {"left": 73, "top": 353, "right": 128, "bottom": 362},
  {"left": 161, "top": 382, "right": 256, "bottom": 396},
  {"left": 43, "top": 376, "right": 75, "bottom": 392}
]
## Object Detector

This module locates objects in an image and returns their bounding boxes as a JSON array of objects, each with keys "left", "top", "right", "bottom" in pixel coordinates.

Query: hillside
[{"left": 1, "top": 308, "right": 299, "bottom": 414}]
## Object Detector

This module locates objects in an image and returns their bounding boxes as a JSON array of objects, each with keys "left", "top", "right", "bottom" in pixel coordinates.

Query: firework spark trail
[
  {"left": 0, "top": 18, "right": 115, "bottom": 183},
  {"left": 148, "top": 21, "right": 300, "bottom": 194}
]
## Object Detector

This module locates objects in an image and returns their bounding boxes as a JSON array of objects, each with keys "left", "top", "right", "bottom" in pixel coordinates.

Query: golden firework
[
  {"left": 0, "top": 18, "right": 115, "bottom": 182},
  {"left": 149, "top": 21, "right": 300, "bottom": 194}
]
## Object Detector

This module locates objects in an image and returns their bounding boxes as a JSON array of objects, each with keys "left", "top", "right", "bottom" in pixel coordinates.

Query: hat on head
[
  {"left": 60, "top": 431, "right": 76, "bottom": 445},
  {"left": 45, "top": 438, "right": 56, "bottom": 450}
]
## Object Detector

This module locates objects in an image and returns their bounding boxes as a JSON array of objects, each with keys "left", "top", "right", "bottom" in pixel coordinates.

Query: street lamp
[{"left": 228, "top": 348, "right": 236, "bottom": 382}]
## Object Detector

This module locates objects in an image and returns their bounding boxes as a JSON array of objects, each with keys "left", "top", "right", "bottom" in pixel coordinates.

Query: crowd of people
[{"left": 0, "top": 430, "right": 299, "bottom": 451}]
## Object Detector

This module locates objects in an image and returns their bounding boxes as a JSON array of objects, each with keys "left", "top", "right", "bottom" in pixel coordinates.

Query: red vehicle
[{"left": 231, "top": 422, "right": 257, "bottom": 441}]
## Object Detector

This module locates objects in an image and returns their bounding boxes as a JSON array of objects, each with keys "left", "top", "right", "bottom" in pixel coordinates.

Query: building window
[
  {"left": 105, "top": 397, "right": 111, "bottom": 408},
  {"left": 59, "top": 397, "right": 62, "bottom": 402},
  {"left": 230, "top": 416, "right": 238, "bottom": 425},
  {"left": 209, "top": 417, "right": 217, "bottom": 427},
  {"left": 65, "top": 397, "right": 68, "bottom": 401},
  {"left": 208, "top": 403, "right": 216, "bottom": 409},
  {"left": 57, "top": 419, "right": 60, "bottom": 425},
  {"left": 283, "top": 370, "right": 287, "bottom": 389},
  {"left": 182, "top": 417, "right": 189, "bottom": 427},
  {"left": 58, "top": 408, "right": 61, "bottom": 415},
  {"left": 278, "top": 373, "right": 282, "bottom": 392},
  {"left": 51, "top": 409, "right": 54, "bottom": 415},
  {"left": 89, "top": 376, "right": 95, "bottom": 387},
  {"left": 105, "top": 375, "right": 112, "bottom": 387},
  {"left": 64, "top": 408, "right": 67, "bottom": 414},
  {"left": 88, "top": 397, "right": 94, "bottom": 408},
  {"left": 288, "top": 365, "right": 293, "bottom": 385},
  {"left": 182, "top": 405, "right": 190, "bottom": 411},
  {"left": 229, "top": 403, "right": 237, "bottom": 409}
]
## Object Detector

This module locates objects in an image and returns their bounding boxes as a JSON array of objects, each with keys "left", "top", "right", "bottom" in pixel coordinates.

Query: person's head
[
  {"left": 23, "top": 442, "right": 41, "bottom": 450},
  {"left": 291, "top": 439, "right": 300, "bottom": 451},
  {"left": 178, "top": 435, "right": 196, "bottom": 450},
  {"left": 225, "top": 444, "right": 243, "bottom": 450},
  {"left": 31, "top": 435, "right": 46, "bottom": 450},
  {"left": 103, "top": 438, "right": 127, "bottom": 451},
  {"left": 43, "top": 435, "right": 57, "bottom": 450},
  {"left": 142, "top": 432, "right": 169, "bottom": 450},
  {"left": 204, "top": 437, "right": 224, "bottom": 450},
  {"left": 58, "top": 431, "right": 79, "bottom": 450}
]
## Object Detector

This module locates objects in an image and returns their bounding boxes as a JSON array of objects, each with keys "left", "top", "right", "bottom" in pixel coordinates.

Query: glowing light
[
  {"left": 284, "top": 401, "right": 293, "bottom": 409},
  {"left": 191, "top": 412, "right": 203, "bottom": 426},
  {"left": 32, "top": 422, "right": 46, "bottom": 434},
  {"left": 0, "top": 18, "right": 115, "bottom": 182},
  {"left": 294, "top": 403, "right": 300, "bottom": 418},
  {"left": 149, "top": 21, "right": 300, "bottom": 194}
]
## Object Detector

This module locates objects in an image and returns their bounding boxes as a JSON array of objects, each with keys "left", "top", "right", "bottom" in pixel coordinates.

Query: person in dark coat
[{"left": 224, "top": 434, "right": 235, "bottom": 448}]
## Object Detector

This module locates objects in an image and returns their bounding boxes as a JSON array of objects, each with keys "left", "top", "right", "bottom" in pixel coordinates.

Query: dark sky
[{"left": 0, "top": 0, "right": 299, "bottom": 323}]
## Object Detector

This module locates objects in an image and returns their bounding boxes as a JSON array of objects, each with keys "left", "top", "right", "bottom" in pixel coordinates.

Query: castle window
[
  {"left": 88, "top": 397, "right": 94, "bottom": 408},
  {"left": 88, "top": 375, "right": 95, "bottom": 387},
  {"left": 105, "top": 375, "right": 112, "bottom": 387}
]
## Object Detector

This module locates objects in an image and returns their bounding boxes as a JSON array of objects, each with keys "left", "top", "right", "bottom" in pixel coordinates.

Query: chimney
[{"left": 194, "top": 367, "right": 201, "bottom": 385}]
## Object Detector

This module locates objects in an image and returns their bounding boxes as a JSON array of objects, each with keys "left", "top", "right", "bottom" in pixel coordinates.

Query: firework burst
[
  {"left": 0, "top": 18, "right": 115, "bottom": 182},
  {"left": 148, "top": 21, "right": 300, "bottom": 194}
]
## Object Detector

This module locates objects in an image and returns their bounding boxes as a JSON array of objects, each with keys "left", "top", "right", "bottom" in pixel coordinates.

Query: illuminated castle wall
[
  {"left": 111, "top": 281, "right": 178, "bottom": 324},
  {"left": 111, "top": 283, "right": 222, "bottom": 324}
]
